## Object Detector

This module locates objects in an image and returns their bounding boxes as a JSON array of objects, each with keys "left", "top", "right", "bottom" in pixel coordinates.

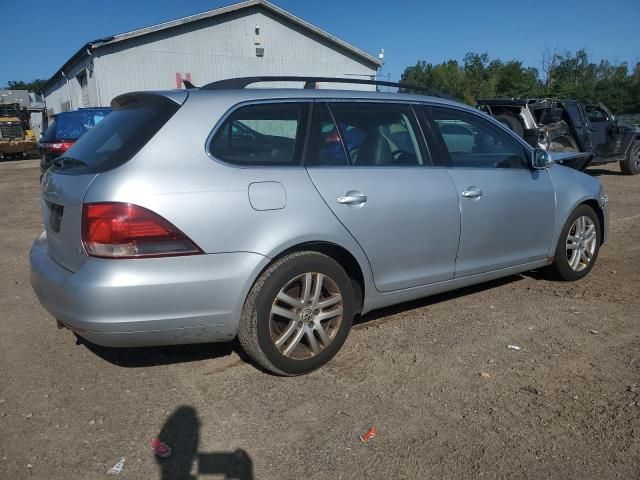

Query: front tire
[
  {"left": 620, "top": 140, "right": 640, "bottom": 175},
  {"left": 238, "top": 251, "right": 355, "bottom": 375},
  {"left": 548, "top": 204, "right": 601, "bottom": 281}
]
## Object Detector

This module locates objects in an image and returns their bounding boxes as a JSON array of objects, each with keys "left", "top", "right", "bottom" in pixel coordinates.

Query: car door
[
  {"left": 305, "top": 102, "right": 461, "bottom": 292},
  {"left": 423, "top": 105, "right": 556, "bottom": 278},
  {"left": 562, "top": 102, "right": 593, "bottom": 152},
  {"left": 584, "top": 104, "right": 617, "bottom": 156}
]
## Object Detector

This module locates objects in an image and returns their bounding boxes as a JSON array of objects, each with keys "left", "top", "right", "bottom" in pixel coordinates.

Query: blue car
[{"left": 39, "top": 108, "right": 111, "bottom": 174}]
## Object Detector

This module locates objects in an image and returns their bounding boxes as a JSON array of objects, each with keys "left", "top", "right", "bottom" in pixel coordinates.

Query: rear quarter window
[
  {"left": 208, "top": 103, "right": 308, "bottom": 166},
  {"left": 51, "top": 95, "right": 180, "bottom": 175}
]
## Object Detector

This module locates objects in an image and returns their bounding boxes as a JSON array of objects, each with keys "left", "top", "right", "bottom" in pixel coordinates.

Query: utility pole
[{"left": 378, "top": 49, "right": 385, "bottom": 92}]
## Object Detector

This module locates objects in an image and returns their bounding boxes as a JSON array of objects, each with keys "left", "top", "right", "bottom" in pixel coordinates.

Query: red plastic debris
[
  {"left": 359, "top": 427, "right": 377, "bottom": 443},
  {"left": 151, "top": 439, "right": 172, "bottom": 458}
]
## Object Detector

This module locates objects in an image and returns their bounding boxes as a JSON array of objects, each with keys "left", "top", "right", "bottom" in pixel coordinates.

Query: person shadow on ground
[{"left": 156, "top": 405, "right": 254, "bottom": 480}]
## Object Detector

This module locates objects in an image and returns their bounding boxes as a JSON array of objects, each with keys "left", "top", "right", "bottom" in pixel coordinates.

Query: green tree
[
  {"left": 399, "top": 50, "right": 639, "bottom": 114},
  {"left": 3, "top": 79, "right": 47, "bottom": 92}
]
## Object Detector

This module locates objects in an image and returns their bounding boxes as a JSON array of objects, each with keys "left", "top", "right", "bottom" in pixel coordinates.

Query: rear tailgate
[
  {"left": 39, "top": 90, "right": 187, "bottom": 272},
  {"left": 41, "top": 171, "right": 96, "bottom": 272}
]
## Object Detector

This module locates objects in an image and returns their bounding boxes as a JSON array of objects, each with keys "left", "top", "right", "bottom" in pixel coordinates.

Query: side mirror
[{"left": 532, "top": 149, "right": 551, "bottom": 169}]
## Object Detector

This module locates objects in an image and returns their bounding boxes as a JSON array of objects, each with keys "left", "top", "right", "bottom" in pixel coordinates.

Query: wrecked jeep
[{"left": 476, "top": 98, "right": 640, "bottom": 175}]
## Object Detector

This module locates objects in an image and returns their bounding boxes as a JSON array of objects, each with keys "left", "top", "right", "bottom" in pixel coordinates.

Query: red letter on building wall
[{"left": 176, "top": 72, "right": 192, "bottom": 89}]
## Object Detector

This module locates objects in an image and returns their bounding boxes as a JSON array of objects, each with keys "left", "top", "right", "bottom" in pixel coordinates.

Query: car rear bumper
[{"left": 30, "top": 232, "right": 268, "bottom": 347}]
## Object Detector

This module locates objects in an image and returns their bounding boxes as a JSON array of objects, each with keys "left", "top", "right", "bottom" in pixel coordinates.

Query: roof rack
[{"left": 185, "top": 76, "right": 454, "bottom": 99}]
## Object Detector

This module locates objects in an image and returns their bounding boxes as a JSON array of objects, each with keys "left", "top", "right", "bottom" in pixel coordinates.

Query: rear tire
[
  {"left": 237, "top": 251, "right": 355, "bottom": 376},
  {"left": 548, "top": 204, "right": 601, "bottom": 281},
  {"left": 620, "top": 140, "right": 640, "bottom": 175},
  {"left": 495, "top": 114, "right": 524, "bottom": 138}
]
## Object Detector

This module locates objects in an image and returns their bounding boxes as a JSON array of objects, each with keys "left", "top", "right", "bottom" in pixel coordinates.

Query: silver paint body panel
[{"left": 30, "top": 88, "right": 607, "bottom": 347}]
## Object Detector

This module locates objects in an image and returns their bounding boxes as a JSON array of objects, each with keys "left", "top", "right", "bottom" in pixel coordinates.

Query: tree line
[
  {"left": 399, "top": 49, "right": 640, "bottom": 114},
  {"left": 2, "top": 79, "right": 47, "bottom": 92}
]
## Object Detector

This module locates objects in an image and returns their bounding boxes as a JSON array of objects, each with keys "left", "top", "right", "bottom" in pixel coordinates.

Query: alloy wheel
[
  {"left": 566, "top": 216, "right": 597, "bottom": 272},
  {"left": 269, "top": 272, "right": 343, "bottom": 359}
]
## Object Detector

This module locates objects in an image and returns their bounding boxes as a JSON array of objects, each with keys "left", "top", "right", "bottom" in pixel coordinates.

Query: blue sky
[{"left": 2, "top": 0, "right": 638, "bottom": 87}]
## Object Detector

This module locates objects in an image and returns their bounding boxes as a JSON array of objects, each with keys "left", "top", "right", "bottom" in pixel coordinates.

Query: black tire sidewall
[
  {"left": 622, "top": 140, "right": 640, "bottom": 175},
  {"left": 553, "top": 205, "right": 601, "bottom": 281},
  {"left": 254, "top": 254, "right": 355, "bottom": 375}
]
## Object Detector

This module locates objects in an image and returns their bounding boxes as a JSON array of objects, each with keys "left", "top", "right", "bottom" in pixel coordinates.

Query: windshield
[{"left": 52, "top": 96, "right": 180, "bottom": 175}]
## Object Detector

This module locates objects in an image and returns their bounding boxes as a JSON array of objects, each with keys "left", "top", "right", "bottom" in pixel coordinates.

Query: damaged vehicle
[{"left": 477, "top": 98, "right": 640, "bottom": 174}]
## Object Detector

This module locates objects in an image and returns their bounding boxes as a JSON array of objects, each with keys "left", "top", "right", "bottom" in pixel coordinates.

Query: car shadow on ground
[
  {"left": 81, "top": 273, "right": 547, "bottom": 369},
  {"left": 355, "top": 274, "right": 526, "bottom": 325},
  {"left": 586, "top": 167, "right": 623, "bottom": 176},
  {"left": 79, "top": 336, "right": 240, "bottom": 368},
  {"left": 155, "top": 405, "right": 254, "bottom": 480}
]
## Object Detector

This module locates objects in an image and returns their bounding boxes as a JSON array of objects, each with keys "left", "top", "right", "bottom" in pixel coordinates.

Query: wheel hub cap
[{"left": 301, "top": 308, "right": 314, "bottom": 322}]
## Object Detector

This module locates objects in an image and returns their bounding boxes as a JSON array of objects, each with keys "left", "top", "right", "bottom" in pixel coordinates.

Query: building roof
[
  {"left": 43, "top": 0, "right": 382, "bottom": 92},
  {"left": 0, "top": 89, "right": 32, "bottom": 107}
]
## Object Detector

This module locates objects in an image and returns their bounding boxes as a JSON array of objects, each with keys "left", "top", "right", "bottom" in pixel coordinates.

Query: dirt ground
[{"left": 1, "top": 160, "right": 638, "bottom": 480}]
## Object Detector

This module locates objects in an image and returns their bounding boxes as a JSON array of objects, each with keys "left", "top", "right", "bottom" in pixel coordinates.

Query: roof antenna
[{"left": 183, "top": 80, "right": 197, "bottom": 89}]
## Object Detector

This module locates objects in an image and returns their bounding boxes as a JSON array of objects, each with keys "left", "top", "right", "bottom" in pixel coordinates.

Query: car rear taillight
[
  {"left": 82, "top": 203, "right": 203, "bottom": 259},
  {"left": 45, "top": 141, "right": 74, "bottom": 154}
]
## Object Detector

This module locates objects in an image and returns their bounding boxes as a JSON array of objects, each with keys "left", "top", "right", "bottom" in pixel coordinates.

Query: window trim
[
  {"left": 422, "top": 104, "right": 534, "bottom": 170},
  {"left": 301, "top": 102, "right": 351, "bottom": 167},
  {"left": 205, "top": 98, "right": 534, "bottom": 170},
  {"left": 205, "top": 99, "right": 313, "bottom": 169}
]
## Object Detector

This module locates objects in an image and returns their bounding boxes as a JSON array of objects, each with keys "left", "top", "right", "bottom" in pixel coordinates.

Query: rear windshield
[
  {"left": 41, "top": 121, "right": 58, "bottom": 142},
  {"left": 51, "top": 96, "right": 180, "bottom": 175}
]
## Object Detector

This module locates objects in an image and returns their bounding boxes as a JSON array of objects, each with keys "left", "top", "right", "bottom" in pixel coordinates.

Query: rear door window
[
  {"left": 52, "top": 95, "right": 181, "bottom": 175},
  {"left": 209, "top": 103, "right": 309, "bottom": 166},
  {"left": 324, "top": 103, "right": 427, "bottom": 166},
  {"left": 305, "top": 103, "right": 349, "bottom": 166}
]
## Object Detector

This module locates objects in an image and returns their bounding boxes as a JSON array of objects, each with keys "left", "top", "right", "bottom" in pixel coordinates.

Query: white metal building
[
  {"left": 41, "top": 0, "right": 381, "bottom": 117},
  {"left": 0, "top": 90, "right": 46, "bottom": 137}
]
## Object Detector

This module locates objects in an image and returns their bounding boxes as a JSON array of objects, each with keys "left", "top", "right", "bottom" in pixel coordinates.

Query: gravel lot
[{"left": 1, "top": 160, "right": 638, "bottom": 479}]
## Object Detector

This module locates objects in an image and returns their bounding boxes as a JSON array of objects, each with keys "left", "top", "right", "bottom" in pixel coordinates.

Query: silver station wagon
[{"left": 31, "top": 76, "right": 608, "bottom": 375}]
